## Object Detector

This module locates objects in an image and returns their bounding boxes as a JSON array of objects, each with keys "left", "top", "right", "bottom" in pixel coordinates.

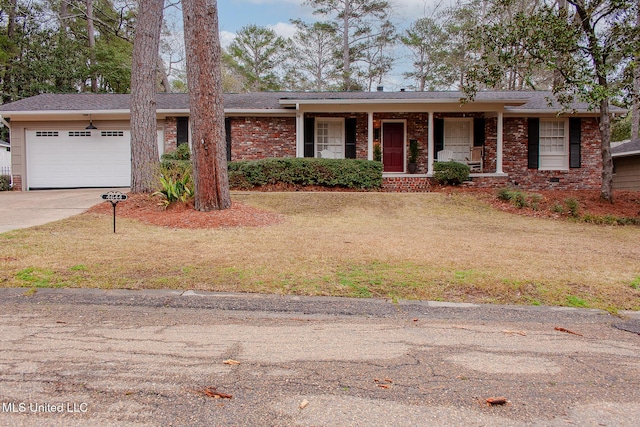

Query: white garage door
[{"left": 27, "top": 129, "right": 131, "bottom": 189}]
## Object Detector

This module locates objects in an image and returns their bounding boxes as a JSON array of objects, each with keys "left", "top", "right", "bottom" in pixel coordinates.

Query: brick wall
[
  {"left": 382, "top": 177, "right": 430, "bottom": 192},
  {"left": 164, "top": 117, "right": 178, "bottom": 153},
  {"left": 502, "top": 117, "right": 602, "bottom": 190},
  {"left": 11, "top": 174, "right": 22, "bottom": 191},
  {"left": 229, "top": 117, "right": 296, "bottom": 160}
]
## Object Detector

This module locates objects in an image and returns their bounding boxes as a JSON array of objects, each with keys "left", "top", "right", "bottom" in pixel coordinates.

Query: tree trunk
[
  {"left": 130, "top": 0, "right": 163, "bottom": 193},
  {"left": 342, "top": 1, "right": 351, "bottom": 90},
  {"left": 182, "top": 0, "right": 231, "bottom": 211},
  {"left": 86, "top": 0, "right": 97, "bottom": 92},
  {"left": 599, "top": 99, "right": 614, "bottom": 203},
  {"left": 632, "top": 7, "right": 640, "bottom": 141}
]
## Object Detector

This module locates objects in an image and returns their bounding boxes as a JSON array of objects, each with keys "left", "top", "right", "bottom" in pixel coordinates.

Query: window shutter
[
  {"left": 569, "top": 118, "right": 581, "bottom": 168},
  {"left": 434, "top": 118, "right": 444, "bottom": 154},
  {"left": 473, "top": 118, "right": 485, "bottom": 147},
  {"left": 304, "top": 117, "right": 315, "bottom": 158},
  {"left": 225, "top": 118, "right": 232, "bottom": 161},
  {"left": 345, "top": 118, "right": 357, "bottom": 159},
  {"left": 177, "top": 117, "right": 189, "bottom": 145},
  {"left": 528, "top": 118, "right": 539, "bottom": 169}
]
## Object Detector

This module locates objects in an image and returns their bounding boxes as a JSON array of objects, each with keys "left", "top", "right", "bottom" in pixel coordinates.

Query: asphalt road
[{"left": 1, "top": 288, "right": 639, "bottom": 426}]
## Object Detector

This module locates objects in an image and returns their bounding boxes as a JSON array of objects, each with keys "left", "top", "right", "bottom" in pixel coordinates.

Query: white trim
[
  {"left": 443, "top": 117, "right": 473, "bottom": 162},
  {"left": 367, "top": 112, "right": 374, "bottom": 161},
  {"left": 428, "top": 112, "right": 434, "bottom": 174},
  {"left": 296, "top": 110, "right": 304, "bottom": 158},
  {"left": 280, "top": 98, "right": 530, "bottom": 106},
  {"left": 538, "top": 118, "right": 569, "bottom": 171},
  {"left": 496, "top": 112, "right": 504, "bottom": 174},
  {"left": 315, "top": 117, "right": 345, "bottom": 159},
  {"left": 612, "top": 150, "right": 640, "bottom": 158}
]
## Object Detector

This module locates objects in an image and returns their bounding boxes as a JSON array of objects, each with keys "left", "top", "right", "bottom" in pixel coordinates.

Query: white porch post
[
  {"left": 367, "top": 111, "right": 374, "bottom": 160},
  {"left": 427, "top": 111, "right": 434, "bottom": 174},
  {"left": 496, "top": 111, "right": 504, "bottom": 174},
  {"left": 296, "top": 107, "right": 303, "bottom": 158}
]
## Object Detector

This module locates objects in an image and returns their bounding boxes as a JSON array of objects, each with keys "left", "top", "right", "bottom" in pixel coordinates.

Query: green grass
[{"left": 1, "top": 192, "right": 639, "bottom": 311}]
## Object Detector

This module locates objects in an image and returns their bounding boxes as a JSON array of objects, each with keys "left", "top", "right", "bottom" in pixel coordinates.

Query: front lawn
[{"left": 1, "top": 192, "right": 639, "bottom": 312}]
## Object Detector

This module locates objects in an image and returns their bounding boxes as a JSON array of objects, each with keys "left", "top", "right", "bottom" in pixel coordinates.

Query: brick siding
[
  {"left": 162, "top": 114, "right": 602, "bottom": 192},
  {"left": 502, "top": 117, "right": 601, "bottom": 190},
  {"left": 229, "top": 117, "right": 296, "bottom": 160}
]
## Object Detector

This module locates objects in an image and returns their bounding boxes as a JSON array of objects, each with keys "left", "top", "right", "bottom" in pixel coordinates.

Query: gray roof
[
  {"left": 612, "top": 139, "right": 640, "bottom": 157},
  {"left": 0, "top": 91, "right": 622, "bottom": 114}
]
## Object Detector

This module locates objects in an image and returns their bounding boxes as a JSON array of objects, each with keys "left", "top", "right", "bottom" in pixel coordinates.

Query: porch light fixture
[{"left": 85, "top": 114, "right": 97, "bottom": 130}]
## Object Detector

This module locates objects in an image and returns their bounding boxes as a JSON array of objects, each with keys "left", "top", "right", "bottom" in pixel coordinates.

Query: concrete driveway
[{"left": 0, "top": 188, "right": 126, "bottom": 233}]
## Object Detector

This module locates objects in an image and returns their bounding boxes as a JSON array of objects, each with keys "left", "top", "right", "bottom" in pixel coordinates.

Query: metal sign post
[{"left": 101, "top": 191, "right": 128, "bottom": 233}]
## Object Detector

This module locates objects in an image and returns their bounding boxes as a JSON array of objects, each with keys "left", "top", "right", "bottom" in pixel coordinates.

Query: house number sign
[{"left": 101, "top": 191, "right": 128, "bottom": 233}]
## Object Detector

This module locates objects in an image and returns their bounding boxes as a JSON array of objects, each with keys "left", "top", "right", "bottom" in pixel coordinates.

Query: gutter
[
  {"left": 279, "top": 98, "right": 530, "bottom": 107},
  {"left": 612, "top": 150, "right": 640, "bottom": 158}
]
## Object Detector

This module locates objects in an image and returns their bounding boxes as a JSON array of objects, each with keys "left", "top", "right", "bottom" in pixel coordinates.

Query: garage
[{"left": 26, "top": 129, "right": 131, "bottom": 189}]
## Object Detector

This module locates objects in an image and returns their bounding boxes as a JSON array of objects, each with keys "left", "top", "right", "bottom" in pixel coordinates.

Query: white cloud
[
  {"left": 220, "top": 31, "right": 236, "bottom": 49},
  {"left": 269, "top": 22, "right": 297, "bottom": 39}
]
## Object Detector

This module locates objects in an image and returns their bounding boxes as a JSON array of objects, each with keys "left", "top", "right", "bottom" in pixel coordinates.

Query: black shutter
[
  {"left": 225, "top": 118, "right": 232, "bottom": 161},
  {"left": 434, "top": 118, "right": 444, "bottom": 155},
  {"left": 304, "top": 117, "right": 315, "bottom": 158},
  {"left": 528, "top": 118, "right": 539, "bottom": 169},
  {"left": 345, "top": 118, "right": 357, "bottom": 159},
  {"left": 569, "top": 118, "right": 581, "bottom": 168},
  {"left": 473, "top": 118, "right": 485, "bottom": 147},
  {"left": 176, "top": 117, "right": 189, "bottom": 145}
]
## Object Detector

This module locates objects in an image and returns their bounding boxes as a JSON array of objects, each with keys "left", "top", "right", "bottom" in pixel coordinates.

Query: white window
[
  {"left": 316, "top": 119, "right": 344, "bottom": 159},
  {"left": 444, "top": 119, "right": 473, "bottom": 162},
  {"left": 539, "top": 119, "right": 568, "bottom": 170}
]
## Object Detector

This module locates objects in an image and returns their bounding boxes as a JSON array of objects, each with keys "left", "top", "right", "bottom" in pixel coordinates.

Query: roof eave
[{"left": 279, "top": 98, "right": 530, "bottom": 107}]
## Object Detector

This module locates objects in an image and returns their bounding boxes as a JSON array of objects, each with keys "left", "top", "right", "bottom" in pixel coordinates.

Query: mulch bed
[{"left": 87, "top": 187, "right": 640, "bottom": 229}]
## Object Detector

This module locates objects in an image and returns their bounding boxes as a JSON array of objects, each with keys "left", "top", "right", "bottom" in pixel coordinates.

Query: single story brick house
[
  {"left": 0, "top": 91, "right": 621, "bottom": 191},
  {"left": 612, "top": 139, "right": 640, "bottom": 191}
]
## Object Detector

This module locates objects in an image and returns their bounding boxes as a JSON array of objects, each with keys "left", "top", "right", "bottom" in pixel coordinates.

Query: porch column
[
  {"left": 367, "top": 111, "right": 374, "bottom": 161},
  {"left": 427, "top": 111, "right": 434, "bottom": 174},
  {"left": 296, "top": 108, "right": 303, "bottom": 158},
  {"left": 496, "top": 111, "right": 504, "bottom": 174}
]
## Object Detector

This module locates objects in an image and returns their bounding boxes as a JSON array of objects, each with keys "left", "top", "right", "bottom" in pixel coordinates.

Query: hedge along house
[{"left": 0, "top": 91, "right": 619, "bottom": 192}]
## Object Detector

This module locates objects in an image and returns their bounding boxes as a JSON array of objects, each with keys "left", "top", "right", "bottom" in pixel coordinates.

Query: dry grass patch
[{"left": 1, "top": 192, "right": 639, "bottom": 311}]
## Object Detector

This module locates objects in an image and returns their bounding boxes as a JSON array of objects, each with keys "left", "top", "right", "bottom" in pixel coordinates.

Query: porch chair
[
  {"left": 466, "top": 146, "right": 483, "bottom": 173},
  {"left": 436, "top": 149, "right": 454, "bottom": 162}
]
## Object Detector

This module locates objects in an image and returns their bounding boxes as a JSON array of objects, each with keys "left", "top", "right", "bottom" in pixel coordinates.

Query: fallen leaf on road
[
  {"left": 299, "top": 399, "right": 309, "bottom": 409},
  {"left": 502, "top": 330, "right": 527, "bottom": 336},
  {"left": 554, "top": 327, "right": 583, "bottom": 337},
  {"left": 486, "top": 397, "right": 508, "bottom": 406},
  {"left": 223, "top": 359, "right": 241, "bottom": 365},
  {"left": 377, "top": 384, "right": 390, "bottom": 389},
  {"left": 202, "top": 386, "right": 233, "bottom": 399}
]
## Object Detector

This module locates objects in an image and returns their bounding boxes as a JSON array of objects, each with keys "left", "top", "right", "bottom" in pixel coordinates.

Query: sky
[
  {"left": 166, "top": 0, "right": 454, "bottom": 90},
  {"left": 217, "top": 0, "right": 450, "bottom": 43}
]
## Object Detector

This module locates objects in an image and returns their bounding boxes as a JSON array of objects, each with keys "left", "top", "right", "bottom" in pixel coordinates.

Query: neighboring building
[
  {"left": 0, "top": 91, "right": 622, "bottom": 192},
  {"left": 612, "top": 139, "right": 640, "bottom": 191},
  {"left": 0, "top": 140, "right": 10, "bottom": 177}
]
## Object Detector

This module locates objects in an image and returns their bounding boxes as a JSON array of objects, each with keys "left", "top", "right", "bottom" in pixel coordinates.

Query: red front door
[{"left": 383, "top": 122, "right": 404, "bottom": 172}]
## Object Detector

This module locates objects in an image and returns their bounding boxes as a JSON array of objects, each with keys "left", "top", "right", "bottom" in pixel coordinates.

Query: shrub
[
  {"left": 154, "top": 146, "right": 194, "bottom": 207},
  {"left": 433, "top": 161, "right": 470, "bottom": 185},
  {"left": 228, "top": 158, "right": 383, "bottom": 190},
  {"left": 496, "top": 188, "right": 544, "bottom": 209},
  {"left": 0, "top": 175, "right": 10, "bottom": 191},
  {"left": 564, "top": 198, "right": 580, "bottom": 218}
]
